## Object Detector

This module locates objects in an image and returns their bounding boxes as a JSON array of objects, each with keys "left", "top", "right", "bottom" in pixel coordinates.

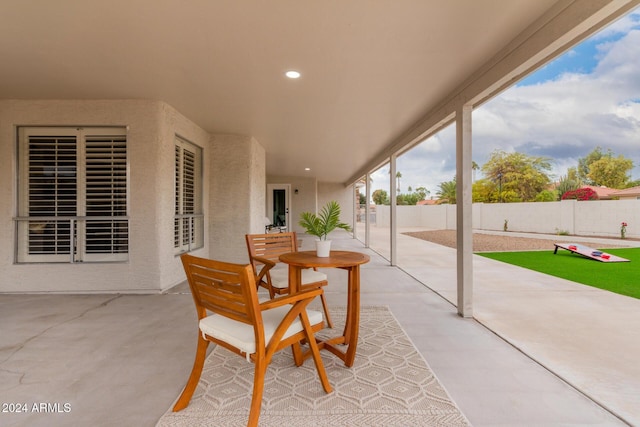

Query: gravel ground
[{"left": 403, "top": 230, "right": 627, "bottom": 252}]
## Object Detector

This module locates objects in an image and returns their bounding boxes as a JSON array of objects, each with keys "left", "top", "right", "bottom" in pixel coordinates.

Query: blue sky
[
  {"left": 372, "top": 7, "right": 640, "bottom": 198},
  {"left": 516, "top": 39, "right": 604, "bottom": 86}
]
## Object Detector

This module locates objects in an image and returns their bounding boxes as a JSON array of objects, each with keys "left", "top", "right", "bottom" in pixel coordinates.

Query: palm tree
[
  {"left": 396, "top": 171, "right": 402, "bottom": 193},
  {"left": 436, "top": 179, "right": 457, "bottom": 204},
  {"left": 472, "top": 161, "right": 479, "bottom": 182}
]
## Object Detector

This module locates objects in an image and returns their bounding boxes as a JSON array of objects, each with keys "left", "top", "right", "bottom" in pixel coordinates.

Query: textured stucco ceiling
[{"left": 0, "top": 0, "right": 602, "bottom": 183}]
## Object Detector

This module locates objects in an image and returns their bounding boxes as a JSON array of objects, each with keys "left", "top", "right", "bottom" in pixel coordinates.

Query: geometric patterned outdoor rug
[{"left": 157, "top": 306, "right": 470, "bottom": 427}]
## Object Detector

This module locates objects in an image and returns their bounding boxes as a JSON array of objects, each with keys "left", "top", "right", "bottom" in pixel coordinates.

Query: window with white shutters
[
  {"left": 16, "top": 127, "right": 128, "bottom": 263},
  {"left": 84, "top": 134, "right": 128, "bottom": 260},
  {"left": 174, "top": 136, "right": 203, "bottom": 254}
]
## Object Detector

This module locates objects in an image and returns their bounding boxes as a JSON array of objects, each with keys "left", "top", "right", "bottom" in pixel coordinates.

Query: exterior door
[{"left": 266, "top": 184, "right": 290, "bottom": 231}]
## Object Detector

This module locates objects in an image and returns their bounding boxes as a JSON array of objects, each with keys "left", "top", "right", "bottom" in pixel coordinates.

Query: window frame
[
  {"left": 16, "top": 126, "right": 129, "bottom": 263},
  {"left": 174, "top": 135, "right": 204, "bottom": 255}
]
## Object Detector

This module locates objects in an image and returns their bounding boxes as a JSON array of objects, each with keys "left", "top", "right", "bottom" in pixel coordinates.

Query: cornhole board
[{"left": 553, "top": 243, "right": 629, "bottom": 262}]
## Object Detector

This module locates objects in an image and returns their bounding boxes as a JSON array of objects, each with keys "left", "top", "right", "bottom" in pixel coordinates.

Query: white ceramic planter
[{"left": 315, "top": 240, "right": 332, "bottom": 257}]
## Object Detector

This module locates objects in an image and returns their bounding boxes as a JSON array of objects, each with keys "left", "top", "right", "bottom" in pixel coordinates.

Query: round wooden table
[{"left": 279, "top": 250, "right": 370, "bottom": 367}]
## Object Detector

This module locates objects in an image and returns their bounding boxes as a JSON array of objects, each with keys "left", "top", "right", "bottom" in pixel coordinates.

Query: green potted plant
[{"left": 299, "top": 200, "right": 352, "bottom": 257}]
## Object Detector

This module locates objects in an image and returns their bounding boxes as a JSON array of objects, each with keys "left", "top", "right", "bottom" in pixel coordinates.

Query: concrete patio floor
[
  {"left": 364, "top": 226, "right": 640, "bottom": 426},
  {"left": 1, "top": 229, "right": 637, "bottom": 426}
]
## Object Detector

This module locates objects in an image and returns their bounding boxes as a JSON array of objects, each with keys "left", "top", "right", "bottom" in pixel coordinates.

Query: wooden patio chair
[
  {"left": 245, "top": 232, "right": 333, "bottom": 328},
  {"left": 173, "top": 254, "right": 332, "bottom": 427}
]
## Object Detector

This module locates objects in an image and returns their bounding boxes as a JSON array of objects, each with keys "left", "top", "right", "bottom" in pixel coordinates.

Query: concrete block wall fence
[{"left": 374, "top": 199, "right": 640, "bottom": 239}]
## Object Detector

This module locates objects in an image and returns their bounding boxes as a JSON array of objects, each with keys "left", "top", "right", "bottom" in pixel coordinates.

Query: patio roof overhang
[
  {"left": 1, "top": 0, "right": 638, "bottom": 315},
  {"left": 1, "top": 0, "right": 637, "bottom": 185}
]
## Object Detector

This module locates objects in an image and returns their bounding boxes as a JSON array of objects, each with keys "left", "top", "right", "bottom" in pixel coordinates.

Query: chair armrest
[
  {"left": 260, "top": 288, "right": 326, "bottom": 357},
  {"left": 259, "top": 288, "right": 322, "bottom": 311},
  {"left": 252, "top": 255, "right": 275, "bottom": 267},
  {"left": 251, "top": 256, "right": 276, "bottom": 282}
]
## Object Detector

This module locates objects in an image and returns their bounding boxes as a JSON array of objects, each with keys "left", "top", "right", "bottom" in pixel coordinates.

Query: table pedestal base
[{"left": 280, "top": 250, "right": 369, "bottom": 368}]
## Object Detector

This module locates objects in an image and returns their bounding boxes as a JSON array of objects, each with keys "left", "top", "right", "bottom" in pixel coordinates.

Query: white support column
[
  {"left": 456, "top": 104, "right": 473, "bottom": 317},
  {"left": 390, "top": 154, "right": 397, "bottom": 266},
  {"left": 365, "top": 172, "right": 371, "bottom": 248},
  {"left": 353, "top": 185, "right": 358, "bottom": 240},
  {"left": 210, "top": 135, "right": 265, "bottom": 263}
]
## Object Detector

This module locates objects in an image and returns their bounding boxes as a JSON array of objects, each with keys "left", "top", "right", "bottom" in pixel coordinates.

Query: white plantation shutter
[
  {"left": 84, "top": 133, "right": 128, "bottom": 261},
  {"left": 17, "top": 127, "right": 128, "bottom": 263},
  {"left": 175, "top": 145, "right": 181, "bottom": 248},
  {"left": 25, "top": 133, "right": 77, "bottom": 260},
  {"left": 174, "top": 136, "right": 203, "bottom": 254}
]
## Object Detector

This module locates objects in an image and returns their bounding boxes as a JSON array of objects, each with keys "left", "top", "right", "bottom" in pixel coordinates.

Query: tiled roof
[
  {"left": 582, "top": 185, "right": 620, "bottom": 199},
  {"left": 610, "top": 185, "right": 640, "bottom": 197},
  {"left": 417, "top": 199, "right": 439, "bottom": 205}
]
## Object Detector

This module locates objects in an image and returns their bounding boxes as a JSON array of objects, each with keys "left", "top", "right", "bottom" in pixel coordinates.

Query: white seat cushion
[
  {"left": 199, "top": 306, "right": 323, "bottom": 356},
  {"left": 268, "top": 266, "right": 327, "bottom": 290}
]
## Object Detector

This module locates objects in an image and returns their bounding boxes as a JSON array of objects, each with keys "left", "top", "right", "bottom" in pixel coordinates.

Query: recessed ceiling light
[
  {"left": 285, "top": 70, "right": 301, "bottom": 79},
  {"left": 304, "top": 167, "right": 311, "bottom": 171}
]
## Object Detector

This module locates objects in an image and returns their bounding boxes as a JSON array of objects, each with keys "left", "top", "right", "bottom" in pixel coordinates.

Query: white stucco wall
[
  {"left": 0, "top": 100, "right": 210, "bottom": 293},
  {"left": 318, "top": 182, "right": 355, "bottom": 233},
  {"left": 210, "top": 135, "right": 265, "bottom": 264},
  {"left": 377, "top": 204, "right": 455, "bottom": 230},
  {"left": 264, "top": 177, "right": 354, "bottom": 237},
  {"left": 0, "top": 100, "right": 351, "bottom": 293},
  {"left": 474, "top": 200, "right": 639, "bottom": 238},
  {"left": 158, "top": 103, "right": 211, "bottom": 290}
]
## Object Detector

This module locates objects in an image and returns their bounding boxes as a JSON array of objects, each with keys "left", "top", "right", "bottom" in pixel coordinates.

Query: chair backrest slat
[
  {"left": 246, "top": 232, "right": 298, "bottom": 269},
  {"left": 181, "top": 254, "right": 259, "bottom": 326}
]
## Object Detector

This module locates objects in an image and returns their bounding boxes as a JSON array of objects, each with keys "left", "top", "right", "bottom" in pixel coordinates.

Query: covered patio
[
  {"left": 2, "top": 230, "right": 638, "bottom": 426},
  {"left": 2, "top": 1, "right": 640, "bottom": 426}
]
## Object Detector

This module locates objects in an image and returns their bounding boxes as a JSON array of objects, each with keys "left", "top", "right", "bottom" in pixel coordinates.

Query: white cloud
[
  {"left": 371, "top": 23, "right": 640, "bottom": 197},
  {"left": 590, "top": 9, "right": 640, "bottom": 40},
  {"left": 477, "top": 29, "right": 640, "bottom": 180}
]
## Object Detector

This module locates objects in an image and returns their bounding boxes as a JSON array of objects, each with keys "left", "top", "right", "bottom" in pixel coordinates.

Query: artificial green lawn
[{"left": 477, "top": 248, "right": 640, "bottom": 299}]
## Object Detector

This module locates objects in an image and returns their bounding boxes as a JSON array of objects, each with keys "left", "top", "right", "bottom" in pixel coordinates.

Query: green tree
[
  {"left": 358, "top": 192, "right": 366, "bottom": 205},
  {"left": 372, "top": 189, "right": 389, "bottom": 205},
  {"left": 577, "top": 147, "right": 634, "bottom": 188},
  {"left": 396, "top": 192, "right": 417, "bottom": 205},
  {"left": 587, "top": 154, "right": 633, "bottom": 188},
  {"left": 481, "top": 150, "right": 552, "bottom": 202},
  {"left": 535, "top": 189, "right": 558, "bottom": 202},
  {"left": 500, "top": 190, "right": 521, "bottom": 203},
  {"left": 373, "top": 187, "right": 429, "bottom": 206},
  {"left": 436, "top": 179, "right": 457, "bottom": 204},
  {"left": 577, "top": 147, "right": 605, "bottom": 184},
  {"left": 415, "top": 186, "right": 430, "bottom": 201},
  {"left": 566, "top": 166, "right": 582, "bottom": 184},
  {"left": 395, "top": 194, "right": 411, "bottom": 205},
  {"left": 472, "top": 179, "right": 493, "bottom": 202},
  {"left": 396, "top": 171, "right": 402, "bottom": 193}
]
